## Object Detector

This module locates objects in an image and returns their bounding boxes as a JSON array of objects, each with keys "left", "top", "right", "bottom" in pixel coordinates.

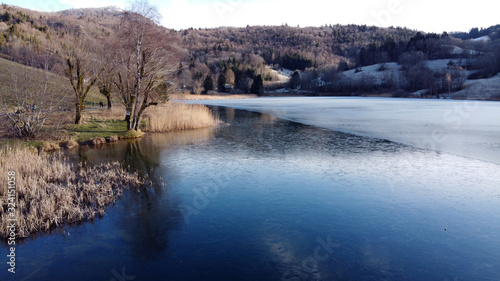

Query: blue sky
[{"left": 3, "top": 0, "right": 499, "bottom": 33}]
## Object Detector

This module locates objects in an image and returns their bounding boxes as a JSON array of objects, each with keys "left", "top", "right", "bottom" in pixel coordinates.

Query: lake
[{"left": 2, "top": 97, "right": 500, "bottom": 281}]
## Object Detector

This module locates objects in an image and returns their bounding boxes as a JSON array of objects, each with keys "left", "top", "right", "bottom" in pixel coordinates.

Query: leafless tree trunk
[
  {"left": 445, "top": 73, "right": 452, "bottom": 94},
  {"left": 63, "top": 37, "right": 100, "bottom": 124},
  {"left": 114, "top": 0, "right": 180, "bottom": 131},
  {"left": 114, "top": 60, "right": 136, "bottom": 130},
  {"left": 97, "top": 41, "right": 117, "bottom": 110}
]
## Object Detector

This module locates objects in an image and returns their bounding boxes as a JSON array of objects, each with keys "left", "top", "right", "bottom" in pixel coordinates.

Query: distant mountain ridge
[
  {"left": 57, "top": 6, "right": 124, "bottom": 17},
  {"left": 1, "top": 3, "right": 499, "bottom": 99}
]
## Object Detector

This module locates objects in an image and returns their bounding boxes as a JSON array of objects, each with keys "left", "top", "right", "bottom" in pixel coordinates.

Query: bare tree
[
  {"left": 225, "top": 68, "right": 235, "bottom": 85},
  {"left": 97, "top": 39, "right": 117, "bottom": 109},
  {"left": 63, "top": 37, "right": 100, "bottom": 124},
  {"left": 445, "top": 73, "right": 452, "bottom": 94},
  {"left": 1, "top": 54, "right": 67, "bottom": 138},
  {"left": 114, "top": 53, "right": 136, "bottom": 127},
  {"left": 98, "top": 70, "right": 114, "bottom": 109},
  {"left": 189, "top": 59, "right": 210, "bottom": 94},
  {"left": 115, "top": 0, "right": 179, "bottom": 131}
]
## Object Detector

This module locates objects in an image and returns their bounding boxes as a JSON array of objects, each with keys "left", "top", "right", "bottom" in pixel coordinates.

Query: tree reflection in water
[{"left": 74, "top": 128, "right": 216, "bottom": 261}]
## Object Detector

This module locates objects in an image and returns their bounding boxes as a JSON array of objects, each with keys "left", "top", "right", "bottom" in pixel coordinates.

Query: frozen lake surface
[{"left": 195, "top": 97, "right": 500, "bottom": 164}]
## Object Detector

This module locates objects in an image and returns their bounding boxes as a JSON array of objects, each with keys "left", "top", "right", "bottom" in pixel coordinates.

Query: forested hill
[
  {"left": 181, "top": 25, "right": 417, "bottom": 69},
  {"left": 0, "top": 4, "right": 420, "bottom": 93},
  {"left": 178, "top": 25, "right": 428, "bottom": 94},
  {"left": 451, "top": 25, "right": 500, "bottom": 40},
  {"left": 0, "top": 3, "right": 417, "bottom": 71},
  {"left": 1, "top": 4, "right": 499, "bottom": 98},
  {"left": 0, "top": 4, "right": 127, "bottom": 71}
]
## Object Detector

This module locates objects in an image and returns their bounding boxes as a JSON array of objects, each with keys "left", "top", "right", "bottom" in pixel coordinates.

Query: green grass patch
[
  {"left": 66, "top": 120, "right": 128, "bottom": 141},
  {"left": 0, "top": 139, "right": 43, "bottom": 150},
  {"left": 122, "top": 129, "right": 145, "bottom": 139}
]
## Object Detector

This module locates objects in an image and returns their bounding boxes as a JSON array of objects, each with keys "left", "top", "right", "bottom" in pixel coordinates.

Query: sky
[{"left": 3, "top": 0, "right": 499, "bottom": 33}]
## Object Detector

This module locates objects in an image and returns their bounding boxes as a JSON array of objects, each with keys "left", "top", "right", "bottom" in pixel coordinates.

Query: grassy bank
[
  {"left": 2, "top": 100, "right": 220, "bottom": 144},
  {"left": 65, "top": 103, "right": 220, "bottom": 139},
  {"left": 67, "top": 120, "right": 128, "bottom": 142},
  {"left": 0, "top": 147, "right": 145, "bottom": 239},
  {"left": 64, "top": 108, "right": 128, "bottom": 142}
]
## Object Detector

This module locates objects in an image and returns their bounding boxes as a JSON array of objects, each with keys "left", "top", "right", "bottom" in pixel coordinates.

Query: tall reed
[
  {"left": 0, "top": 147, "right": 144, "bottom": 239},
  {"left": 144, "top": 102, "right": 220, "bottom": 133}
]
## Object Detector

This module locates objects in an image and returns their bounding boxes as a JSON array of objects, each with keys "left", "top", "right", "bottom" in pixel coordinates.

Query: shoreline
[{"left": 0, "top": 102, "right": 221, "bottom": 241}]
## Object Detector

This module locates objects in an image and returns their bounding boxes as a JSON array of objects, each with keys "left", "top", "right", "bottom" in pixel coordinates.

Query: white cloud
[{"left": 161, "top": 0, "right": 207, "bottom": 29}]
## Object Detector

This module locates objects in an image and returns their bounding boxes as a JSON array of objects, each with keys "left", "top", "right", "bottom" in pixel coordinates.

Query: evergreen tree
[
  {"left": 202, "top": 75, "right": 214, "bottom": 94},
  {"left": 290, "top": 71, "right": 301, "bottom": 89},
  {"left": 177, "top": 62, "right": 183, "bottom": 76},
  {"left": 250, "top": 75, "right": 264, "bottom": 95},
  {"left": 217, "top": 72, "right": 227, "bottom": 92}
]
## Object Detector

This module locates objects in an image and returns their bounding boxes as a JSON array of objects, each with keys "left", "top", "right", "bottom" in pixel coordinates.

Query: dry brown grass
[
  {"left": 59, "top": 139, "right": 79, "bottom": 149},
  {"left": 39, "top": 141, "right": 61, "bottom": 153},
  {"left": 143, "top": 102, "right": 220, "bottom": 133},
  {"left": 0, "top": 147, "right": 144, "bottom": 239},
  {"left": 170, "top": 93, "right": 257, "bottom": 100},
  {"left": 63, "top": 102, "right": 219, "bottom": 136},
  {"left": 84, "top": 107, "right": 127, "bottom": 122}
]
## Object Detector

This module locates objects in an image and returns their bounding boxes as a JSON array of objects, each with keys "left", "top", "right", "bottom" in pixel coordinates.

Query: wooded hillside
[{"left": 1, "top": 4, "right": 499, "bottom": 98}]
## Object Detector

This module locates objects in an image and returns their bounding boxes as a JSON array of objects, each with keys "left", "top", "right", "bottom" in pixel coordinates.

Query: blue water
[{"left": 2, "top": 106, "right": 500, "bottom": 281}]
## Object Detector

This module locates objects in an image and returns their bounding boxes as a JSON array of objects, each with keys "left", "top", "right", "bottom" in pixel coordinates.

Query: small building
[{"left": 224, "top": 84, "right": 233, "bottom": 91}]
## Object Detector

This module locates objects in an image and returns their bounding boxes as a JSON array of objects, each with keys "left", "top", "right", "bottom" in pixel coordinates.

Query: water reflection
[
  {"left": 148, "top": 126, "right": 216, "bottom": 147},
  {"left": 73, "top": 128, "right": 217, "bottom": 261}
]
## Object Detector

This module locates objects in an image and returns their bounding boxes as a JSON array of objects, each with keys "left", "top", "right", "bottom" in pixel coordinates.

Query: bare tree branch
[{"left": 113, "top": 0, "right": 181, "bottom": 131}]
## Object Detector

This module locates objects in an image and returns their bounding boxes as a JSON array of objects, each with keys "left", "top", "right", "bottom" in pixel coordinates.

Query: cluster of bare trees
[
  {"left": 1, "top": 0, "right": 180, "bottom": 138},
  {"left": 63, "top": 0, "right": 179, "bottom": 130},
  {"left": 114, "top": 2, "right": 177, "bottom": 130}
]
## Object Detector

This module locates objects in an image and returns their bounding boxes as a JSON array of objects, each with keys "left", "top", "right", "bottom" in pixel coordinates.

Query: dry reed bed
[
  {"left": 144, "top": 102, "right": 220, "bottom": 133},
  {"left": 0, "top": 147, "right": 144, "bottom": 239}
]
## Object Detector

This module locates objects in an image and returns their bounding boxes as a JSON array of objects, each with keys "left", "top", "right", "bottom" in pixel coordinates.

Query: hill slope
[{"left": 0, "top": 57, "right": 104, "bottom": 109}]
